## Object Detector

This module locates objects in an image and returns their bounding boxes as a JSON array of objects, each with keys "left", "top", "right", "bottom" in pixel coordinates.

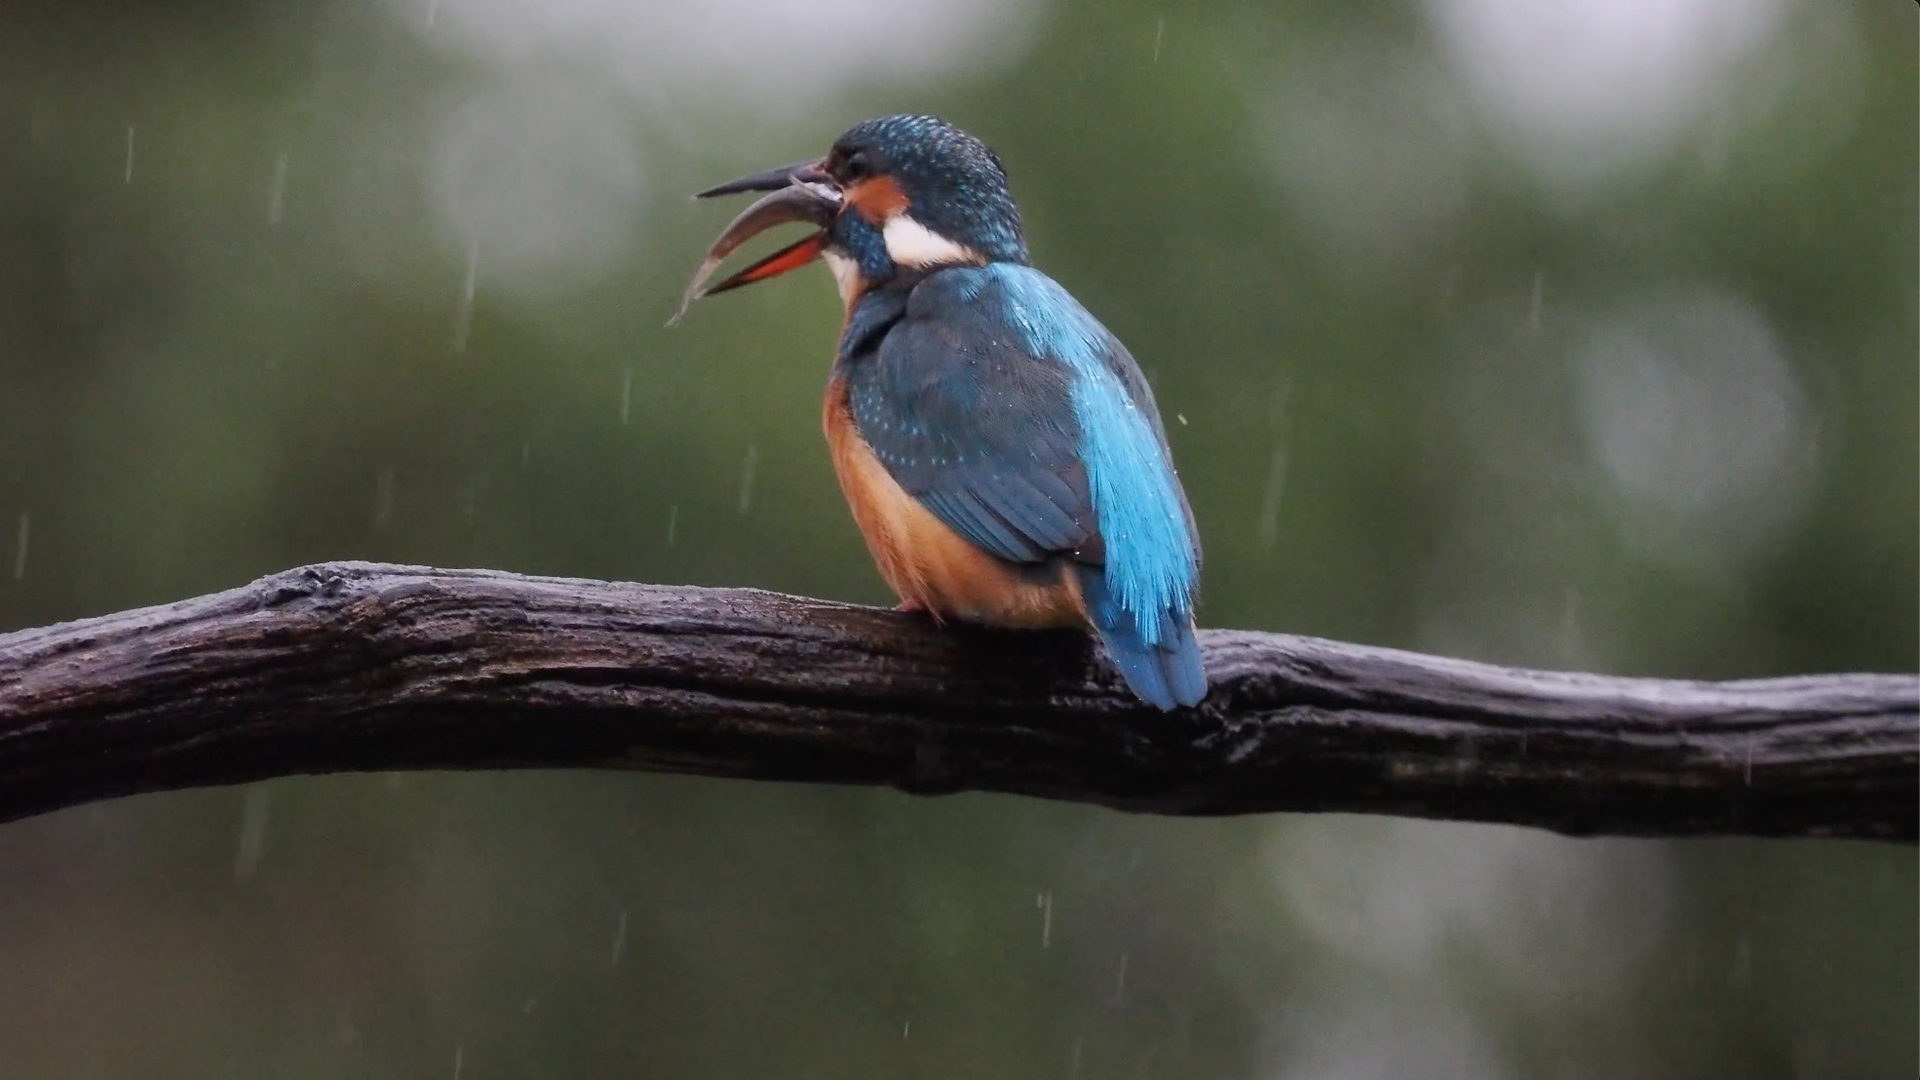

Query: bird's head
[{"left": 672, "top": 115, "right": 1028, "bottom": 321}]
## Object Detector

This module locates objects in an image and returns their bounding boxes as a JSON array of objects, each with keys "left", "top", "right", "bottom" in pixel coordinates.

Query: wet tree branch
[{"left": 0, "top": 562, "right": 1912, "bottom": 840}]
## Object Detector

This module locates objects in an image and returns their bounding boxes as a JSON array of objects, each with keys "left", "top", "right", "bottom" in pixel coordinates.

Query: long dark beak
[{"left": 668, "top": 159, "right": 841, "bottom": 325}]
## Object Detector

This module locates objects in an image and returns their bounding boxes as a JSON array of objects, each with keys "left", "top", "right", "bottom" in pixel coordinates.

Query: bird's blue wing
[
  {"left": 849, "top": 280, "right": 1095, "bottom": 565},
  {"left": 850, "top": 264, "right": 1204, "bottom": 708}
]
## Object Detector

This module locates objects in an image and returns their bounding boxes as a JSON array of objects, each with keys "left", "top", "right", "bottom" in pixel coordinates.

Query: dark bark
[{"left": 0, "top": 562, "right": 1912, "bottom": 840}]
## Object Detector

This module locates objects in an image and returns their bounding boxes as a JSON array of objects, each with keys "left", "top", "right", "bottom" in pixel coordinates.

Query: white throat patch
[
  {"left": 822, "top": 250, "right": 861, "bottom": 306},
  {"left": 881, "top": 214, "right": 984, "bottom": 269}
]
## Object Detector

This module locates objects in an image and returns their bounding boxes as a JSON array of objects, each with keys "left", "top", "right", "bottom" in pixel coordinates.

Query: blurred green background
[{"left": 0, "top": 0, "right": 1914, "bottom": 1076}]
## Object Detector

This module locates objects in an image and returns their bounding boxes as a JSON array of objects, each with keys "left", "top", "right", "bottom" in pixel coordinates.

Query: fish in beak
[{"left": 668, "top": 160, "right": 841, "bottom": 325}]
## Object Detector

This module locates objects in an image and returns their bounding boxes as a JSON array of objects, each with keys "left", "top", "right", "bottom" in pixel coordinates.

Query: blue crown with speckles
[{"left": 833, "top": 114, "right": 1030, "bottom": 265}]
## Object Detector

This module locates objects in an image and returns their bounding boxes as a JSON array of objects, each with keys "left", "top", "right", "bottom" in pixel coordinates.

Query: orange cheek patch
[{"left": 846, "top": 175, "right": 909, "bottom": 224}]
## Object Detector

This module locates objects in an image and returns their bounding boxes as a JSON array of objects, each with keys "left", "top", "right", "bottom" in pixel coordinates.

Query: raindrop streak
[
  {"left": 1529, "top": 269, "right": 1545, "bottom": 331},
  {"left": 123, "top": 125, "right": 134, "bottom": 183},
  {"left": 1175, "top": 413, "right": 1188, "bottom": 426},
  {"left": 1257, "top": 376, "right": 1293, "bottom": 550},
  {"left": 620, "top": 369, "right": 634, "bottom": 425},
  {"left": 268, "top": 152, "right": 288, "bottom": 226},
  {"left": 1068, "top": 1035, "right": 1084, "bottom": 1080},
  {"left": 737, "top": 444, "right": 759, "bottom": 514},
  {"left": 609, "top": 908, "right": 628, "bottom": 967},
  {"left": 1111, "top": 951, "right": 1129, "bottom": 1004},
  {"left": 427, "top": 0, "right": 439, "bottom": 28},
  {"left": 1038, "top": 890, "right": 1054, "bottom": 949},
  {"left": 666, "top": 505, "right": 679, "bottom": 547},
  {"left": 1561, "top": 586, "right": 1583, "bottom": 662},
  {"left": 902, "top": 1020, "right": 911, "bottom": 1041},
  {"left": 1152, "top": 18, "right": 1166, "bottom": 64},
  {"left": 11, "top": 510, "right": 28, "bottom": 580},
  {"left": 1256, "top": 444, "right": 1288, "bottom": 550},
  {"left": 234, "top": 785, "right": 270, "bottom": 882},
  {"left": 453, "top": 236, "right": 479, "bottom": 353}
]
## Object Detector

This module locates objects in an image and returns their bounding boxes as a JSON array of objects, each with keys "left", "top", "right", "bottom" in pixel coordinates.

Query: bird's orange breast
[{"left": 823, "top": 375, "right": 1087, "bottom": 629}]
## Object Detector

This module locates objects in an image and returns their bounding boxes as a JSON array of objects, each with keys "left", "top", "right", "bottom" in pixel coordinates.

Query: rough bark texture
[{"left": 0, "top": 562, "right": 1912, "bottom": 840}]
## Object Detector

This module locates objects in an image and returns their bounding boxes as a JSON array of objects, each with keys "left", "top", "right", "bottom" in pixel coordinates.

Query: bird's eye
[{"left": 843, "top": 150, "right": 872, "bottom": 181}]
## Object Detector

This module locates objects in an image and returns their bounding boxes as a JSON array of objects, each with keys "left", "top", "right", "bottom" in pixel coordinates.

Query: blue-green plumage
[
  {"left": 684, "top": 113, "right": 1205, "bottom": 708},
  {"left": 832, "top": 115, "right": 1029, "bottom": 264},
  {"left": 837, "top": 262, "right": 1203, "bottom": 709}
]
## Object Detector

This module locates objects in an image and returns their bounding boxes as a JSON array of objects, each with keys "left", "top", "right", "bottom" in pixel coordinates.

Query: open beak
[{"left": 668, "top": 159, "right": 841, "bottom": 325}]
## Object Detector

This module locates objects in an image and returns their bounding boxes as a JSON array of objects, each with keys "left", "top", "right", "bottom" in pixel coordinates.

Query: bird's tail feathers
[{"left": 1075, "top": 567, "right": 1206, "bottom": 710}]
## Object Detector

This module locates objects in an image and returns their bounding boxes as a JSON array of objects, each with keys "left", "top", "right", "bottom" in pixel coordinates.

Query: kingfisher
[{"left": 673, "top": 115, "right": 1204, "bottom": 709}]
